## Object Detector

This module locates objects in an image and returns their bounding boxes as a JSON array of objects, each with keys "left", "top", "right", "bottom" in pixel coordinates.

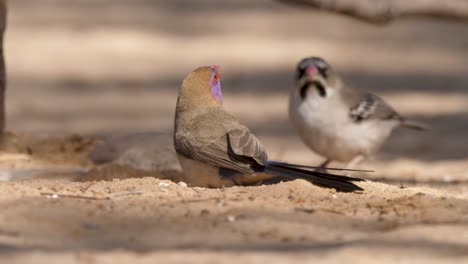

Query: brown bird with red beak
[{"left": 174, "top": 65, "right": 365, "bottom": 191}]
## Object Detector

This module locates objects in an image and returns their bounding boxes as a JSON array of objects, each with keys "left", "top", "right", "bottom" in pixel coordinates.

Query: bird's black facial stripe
[
  {"left": 315, "top": 82, "right": 326, "bottom": 97},
  {"left": 299, "top": 83, "right": 309, "bottom": 99},
  {"left": 300, "top": 81, "right": 326, "bottom": 99}
]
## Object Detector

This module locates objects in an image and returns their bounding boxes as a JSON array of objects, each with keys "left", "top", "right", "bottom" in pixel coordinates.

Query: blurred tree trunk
[
  {"left": 0, "top": 0, "right": 5, "bottom": 133},
  {"left": 278, "top": 0, "right": 468, "bottom": 24}
]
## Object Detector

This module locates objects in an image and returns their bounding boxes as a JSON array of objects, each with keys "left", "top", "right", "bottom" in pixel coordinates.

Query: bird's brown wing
[
  {"left": 227, "top": 128, "right": 268, "bottom": 166},
  {"left": 345, "top": 91, "right": 401, "bottom": 122},
  {"left": 174, "top": 110, "right": 265, "bottom": 175}
]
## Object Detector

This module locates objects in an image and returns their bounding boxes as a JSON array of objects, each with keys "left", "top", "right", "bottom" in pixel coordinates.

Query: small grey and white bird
[
  {"left": 289, "top": 57, "right": 428, "bottom": 168},
  {"left": 174, "top": 65, "right": 365, "bottom": 191}
]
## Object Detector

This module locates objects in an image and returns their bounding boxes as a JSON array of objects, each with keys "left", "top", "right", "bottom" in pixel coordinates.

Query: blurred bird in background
[
  {"left": 289, "top": 57, "right": 429, "bottom": 170},
  {"left": 174, "top": 65, "right": 365, "bottom": 192}
]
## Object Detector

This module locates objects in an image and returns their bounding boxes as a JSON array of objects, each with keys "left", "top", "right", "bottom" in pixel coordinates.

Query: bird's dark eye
[
  {"left": 318, "top": 67, "right": 328, "bottom": 78},
  {"left": 296, "top": 68, "right": 306, "bottom": 80}
]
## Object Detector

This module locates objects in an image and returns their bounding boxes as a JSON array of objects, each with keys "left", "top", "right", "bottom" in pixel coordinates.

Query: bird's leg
[
  {"left": 345, "top": 155, "right": 365, "bottom": 171},
  {"left": 316, "top": 159, "right": 331, "bottom": 173}
]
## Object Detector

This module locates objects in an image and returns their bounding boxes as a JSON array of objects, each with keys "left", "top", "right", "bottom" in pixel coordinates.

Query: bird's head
[
  {"left": 177, "top": 65, "right": 223, "bottom": 111},
  {"left": 294, "top": 57, "right": 342, "bottom": 100}
]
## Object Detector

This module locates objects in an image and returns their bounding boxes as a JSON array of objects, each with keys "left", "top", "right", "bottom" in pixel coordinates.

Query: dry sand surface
[
  {"left": 1, "top": 0, "right": 468, "bottom": 263},
  {"left": 0, "top": 133, "right": 467, "bottom": 264}
]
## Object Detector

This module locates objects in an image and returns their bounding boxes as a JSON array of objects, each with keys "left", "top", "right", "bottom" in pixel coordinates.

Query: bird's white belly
[{"left": 290, "top": 97, "right": 397, "bottom": 162}]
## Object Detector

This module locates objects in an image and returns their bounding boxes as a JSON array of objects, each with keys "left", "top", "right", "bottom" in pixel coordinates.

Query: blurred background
[{"left": 5, "top": 0, "right": 468, "bottom": 165}]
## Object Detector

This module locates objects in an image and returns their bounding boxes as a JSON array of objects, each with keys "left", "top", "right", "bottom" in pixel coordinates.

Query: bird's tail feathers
[
  {"left": 264, "top": 162, "right": 364, "bottom": 192},
  {"left": 267, "top": 160, "right": 373, "bottom": 173},
  {"left": 401, "top": 120, "right": 430, "bottom": 131}
]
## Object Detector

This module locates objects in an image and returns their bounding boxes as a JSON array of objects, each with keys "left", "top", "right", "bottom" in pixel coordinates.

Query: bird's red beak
[
  {"left": 211, "top": 65, "right": 222, "bottom": 81},
  {"left": 211, "top": 65, "right": 220, "bottom": 72},
  {"left": 306, "top": 65, "right": 318, "bottom": 76}
]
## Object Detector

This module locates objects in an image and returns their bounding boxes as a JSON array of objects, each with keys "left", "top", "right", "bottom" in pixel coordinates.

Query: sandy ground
[{"left": 0, "top": 0, "right": 467, "bottom": 263}]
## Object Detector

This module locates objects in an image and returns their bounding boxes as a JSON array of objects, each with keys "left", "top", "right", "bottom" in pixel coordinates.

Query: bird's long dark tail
[{"left": 263, "top": 161, "right": 365, "bottom": 192}]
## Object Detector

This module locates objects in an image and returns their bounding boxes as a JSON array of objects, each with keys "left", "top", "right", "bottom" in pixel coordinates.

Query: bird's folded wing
[
  {"left": 175, "top": 131, "right": 255, "bottom": 175},
  {"left": 175, "top": 110, "right": 268, "bottom": 175},
  {"left": 227, "top": 128, "right": 268, "bottom": 166},
  {"left": 348, "top": 92, "right": 401, "bottom": 122}
]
